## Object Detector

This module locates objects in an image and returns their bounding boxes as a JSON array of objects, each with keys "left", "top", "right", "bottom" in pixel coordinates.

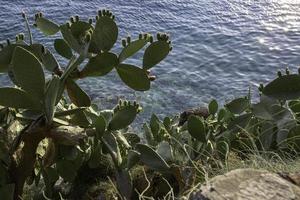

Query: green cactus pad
[
  {"left": 225, "top": 97, "right": 249, "bottom": 114},
  {"left": 28, "top": 44, "right": 60, "bottom": 72},
  {"left": 143, "top": 40, "right": 170, "bottom": 70},
  {"left": 80, "top": 52, "right": 118, "bottom": 77},
  {"left": 54, "top": 39, "right": 73, "bottom": 59},
  {"left": 35, "top": 17, "right": 60, "bottom": 35},
  {"left": 12, "top": 46, "right": 45, "bottom": 101},
  {"left": 70, "top": 21, "right": 92, "bottom": 41},
  {"left": 116, "top": 64, "right": 150, "bottom": 91},
  {"left": 102, "top": 132, "right": 122, "bottom": 166},
  {"left": 108, "top": 105, "right": 137, "bottom": 131},
  {"left": 127, "top": 150, "right": 140, "bottom": 170},
  {"left": 208, "top": 99, "right": 218, "bottom": 115},
  {"left": 187, "top": 115, "right": 207, "bottom": 142},
  {"left": 135, "top": 143, "right": 170, "bottom": 172},
  {"left": 94, "top": 16, "right": 118, "bottom": 52},
  {"left": 60, "top": 24, "right": 81, "bottom": 53},
  {"left": 262, "top": 74, "right": 300, "bottom": 100},
  {"left": 119, "top": 38, "right": 149, "bottom": 62},
  {"left": 0, "top": 44, "right": 21, "bottom": 73},
  {"left": 44, "top": 76, "right": 60, "bottom": 124},
  {"left": 94, "top": 115, "right": 106, "bottom": 138},
  {"left": 143, "top": 123, "right": 156, "bottom": 146},
  {"left": 0, "top": 87, "right": 40, "bottom": 110},
  {"left": 66, "top": 79, "right": 91, "bottom": 107}
]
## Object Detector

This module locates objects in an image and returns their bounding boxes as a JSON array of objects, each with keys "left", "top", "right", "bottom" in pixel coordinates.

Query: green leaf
[
  {"left": 70, "top": 21, "right": 92, "bottom": 41},
  {"left": 69, "top": 110, "right": 90, "bottom": 127},
  {"left": 119, "top": 38, "right": 149, "bottom": 62},
  {"left": 150, "top": 114, "right": 161, "bottom": 141},
  {"left": 116, "top": 64, "right": 150, "bottom": 91},
  {"left": 263, "top": 74, "right": 300, "bottom": 100},
  {"left": 157, "top": 141, "right": 173, "bottom": 162},
  {"left": 116, "top": 169, "right": 132, "bottom": 200},
  {"left": 94, "top": 16, "right": 118, "bottom": 51},
  {"left": 28, "top": 44, "right": 60, "bottom": 72},
  {"left": 259, "top": 122, "right": 276, "bottom": 150},
  {"left": 12, "top": 46, "right": 45, "bottom": 101},
  {"left": 187, "top": 115, "right": 207, "bottom": 142},
  {"left": 36, "top": 17, "right": 60, "bottom": 35},
  {"left": 225, "top": 97, "right": 249, "bottom": 114},
  {"left": 108, "top": 105, "right": 137, "bottom": 131},
  {"left": 216, "top": 140, "right": 229, "bottom": 160},
  {"left": 102, "top": 132, "right": 122, "bottom": 166},
  {"left": 0, "top": 44, "right": 20, "bottom": 73},
  {"left": 42, "top": 49, "right": 60, "bottom": 72},
  {"left": 227, "top": 113, "right": 252, "bottom": 131},
  {"left": 60, "top": 55, "right": 84, "bottom": 82},
  {"left": 143, "top": 123, "right": 155, "bottom": 146},
  {"left": 94, "top": 115, "right": 106, "bottom": 138},
  {"left": 208, "top": 99, "right": 218, "bottom": 115},
  {"left": 0, "top": 184, "right": 14, "bottom": 200},
  {"left": 143, "top": 40, "right": 170, "bottom": 70},
  {"left": 127, "top": 150, "right": 140, "bottom": 170},
  {"left": 66, "top": 79, "right": 91, "bottom": 107},
  {"left": 60, "top": 24, "right": 81, "bottom": 53},
  {"left": 0, "top": 87, "right": 40, "bottom": 110},
  {"left": 135, "top": 143, "right": 170, "bottom": 172},
  {"left": 45, "top": 76, "right": 60, "bottom": 124},
  {"left": 81, "top": 52, "right": 118, "bottom": 77},
  {"left": 54, "top": 39, "right": 73, "bottom": 59}
]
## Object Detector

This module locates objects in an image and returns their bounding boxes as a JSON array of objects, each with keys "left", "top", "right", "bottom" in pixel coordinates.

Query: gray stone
[{"left": 188, "top": 168, "right": 300, "bottom": 200}]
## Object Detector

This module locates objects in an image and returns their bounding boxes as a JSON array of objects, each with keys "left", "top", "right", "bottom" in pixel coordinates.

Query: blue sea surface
[{"left": 0, "top": 0, "right": 300, "bottom": 123}]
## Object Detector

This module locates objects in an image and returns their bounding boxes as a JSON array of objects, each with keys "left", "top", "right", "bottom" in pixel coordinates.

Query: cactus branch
[{"left": 22, "top": 11, "right": 33, "bottom": 45}]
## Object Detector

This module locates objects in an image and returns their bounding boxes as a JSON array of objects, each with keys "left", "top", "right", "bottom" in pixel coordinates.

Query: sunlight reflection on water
[{"left": 0, "top": 0, "right": 299, "bottom": 124}]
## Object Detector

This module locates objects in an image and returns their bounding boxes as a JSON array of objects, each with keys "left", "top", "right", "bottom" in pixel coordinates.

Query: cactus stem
[{"left": 22, "top": 11, "right": 33, "bottom": 45}]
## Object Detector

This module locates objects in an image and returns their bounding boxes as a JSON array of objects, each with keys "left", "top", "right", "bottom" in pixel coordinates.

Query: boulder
[{"left": 188, "top": 168, "right": 300, "bottom": 200}]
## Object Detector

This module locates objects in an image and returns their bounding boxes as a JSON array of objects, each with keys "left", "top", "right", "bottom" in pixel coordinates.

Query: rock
[
  {"left": 188, "top": 168, "right": 300, "bottom": 200},
  {"left": 178, "top": 107, "right": 209, "bottom": 126}
]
